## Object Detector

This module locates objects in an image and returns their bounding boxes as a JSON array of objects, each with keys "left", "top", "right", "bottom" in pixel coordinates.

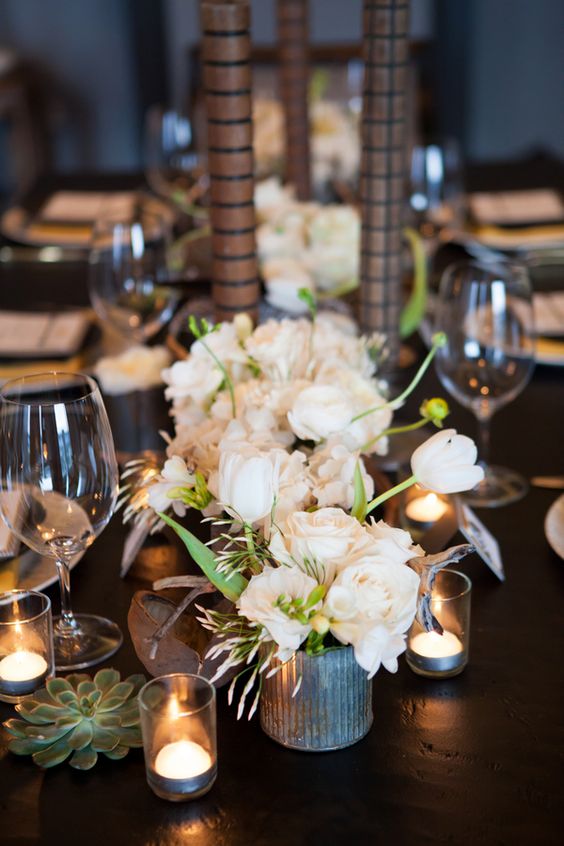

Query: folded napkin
[{"left": 0, "top": 491, "right": 24, "bottom": 560}]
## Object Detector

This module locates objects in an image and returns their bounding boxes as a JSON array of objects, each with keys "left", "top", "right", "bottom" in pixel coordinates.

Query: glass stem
[
  {"left": 55, "top": 558, "right": 79, "bottom": 633},
  {"left": 477, "top": 414, "right": 491, "bottom": 470}
]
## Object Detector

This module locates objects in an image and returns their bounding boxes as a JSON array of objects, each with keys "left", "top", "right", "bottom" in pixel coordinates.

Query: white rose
[
  {"left": 309, "top": 441, "right": 374, "bottom": 510},
  {"left": 191, "top": 321, "right": 248, "bottom": 380},
  {"left": 254, "top": 178, "right": 295, "bottom": 223},
  {"left": 411, "top": 428, "right": 484, "bottom": 494},
  {"left": 332, "top": 556, "right": 420, "bottom": 634},
  {"left": 273, "top": 450, "right": 313, "bottom": 524},
  {"left": 244, "top": 319, "right": 311, "bottom": 382},
  {"left": 269, "top": 507, "right": 364, "bottom": 584},
  {"left": 218, "top": 447, "right": 281, "bottom": 524},
  {"left": 288, "top": 384, "right": 352, "bottom": 442},
  {"left": 162, "top": 357, "right": 223, "bottom": 408},
  {"left": 353, "top": 624, "right": 408, "bottom": 678},
  {"left": 322, "top": 584, "right": 361, "bottom": 645},
  {"left": 147, "top": 455, "right": 195, "bottom": 516},
  {"left": 354, "top": 519, "right": 424, "bottom": 565},
  {"left": 262, "top": 257, "right": 314, "bottom": 315},
  {"left": 237, "top": 566, "right": 320, "bottom": 661},
  {"left": 94, "top": 345, "right": 171, "bottom": 395}
]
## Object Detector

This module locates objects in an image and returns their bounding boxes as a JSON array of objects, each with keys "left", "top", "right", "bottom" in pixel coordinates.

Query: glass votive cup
[
  {"left": 0, "top": 590, "right": 54, "bottom": 703},
  {"left": 139, "top": 673, "right": 217, "bottom": 802},
  {"left": 406, "top": 569, "right": 471, "bottom": 679},
  {"left": 401, "top": 483, "right": 451, "bottom": 543}
]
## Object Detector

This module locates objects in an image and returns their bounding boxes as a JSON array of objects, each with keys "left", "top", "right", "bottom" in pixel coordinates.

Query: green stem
[
  {"left": 200, "top": 339, "right": 236, "bottom": 418},
  {"left": 244, "top": 524, "right": 261, "bottom": 575},
  {"left": 365, "top": 474, "right": 417, "bottom": 517},
  {"left": 361, "top": 417, "right": 428, "bottom": 453},
  {"left": 351, "top": 333, "right": 445, "bottom": 424}
]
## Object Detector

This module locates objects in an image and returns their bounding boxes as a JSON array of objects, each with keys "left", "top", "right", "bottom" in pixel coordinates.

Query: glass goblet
[{"left": 0, "top": 372, "right": 122, "bottom": 670}]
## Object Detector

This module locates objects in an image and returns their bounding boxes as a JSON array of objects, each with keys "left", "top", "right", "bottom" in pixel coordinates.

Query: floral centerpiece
[{"left": 124, "top": 305, "right": 483, "bottom": 749}]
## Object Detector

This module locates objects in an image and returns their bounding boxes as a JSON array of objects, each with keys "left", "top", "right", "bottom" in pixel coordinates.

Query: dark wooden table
[
  {"left": 1, "top": 161, "right": 564, "bottom": 844},
  {"left": 0, "top": 356, "right": 562, "bottom": 846}
]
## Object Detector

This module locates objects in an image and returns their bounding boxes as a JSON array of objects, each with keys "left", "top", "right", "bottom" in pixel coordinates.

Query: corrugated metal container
[{"left": 260, "top": 646, "right": 373, "bottom": 751}]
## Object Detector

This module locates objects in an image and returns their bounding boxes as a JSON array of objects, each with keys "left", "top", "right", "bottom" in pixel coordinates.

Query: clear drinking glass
[
  {"left": 139, "top": 674, "right": 217, "bottom": 802},
  {"left": 145, "top": 106, "right": 207, "bottom": 212},
  {"left": 434, "top": 260, "right": 535, "bottom": 507},
  {"left": 89, "top": 211, "right": 180, "bottom": 345},
  {"left": 409, "top": 138, "right": 463, "bottom": 238},
  {"left": 0, "top": 372, "right": 121, "bottom": 670},
  {"left": 406, "top": 569, "right": 471, "bottom": 679}
]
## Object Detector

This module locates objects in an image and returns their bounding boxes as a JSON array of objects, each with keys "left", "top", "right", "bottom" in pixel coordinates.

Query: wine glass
[
  {"left": 0, "top": 372, "right": 121, "bottom": 670},
  {"left": 145, "top": 106, "right": 208, "bottom": 212},
  {"left": 433, "top": 260, "right": 535, "bottom": 507},
  {"left": 409, "top": 138, "right": 463, "bottom": 239},
  {"left": 89, "top": 211, "right": 180, "bottom": 345}
]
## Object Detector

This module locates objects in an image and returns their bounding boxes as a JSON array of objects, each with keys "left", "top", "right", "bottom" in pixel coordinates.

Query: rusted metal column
[
  {"left": 201, "top": 0, "right": 260, "bottom": 322},
  {"left": 277, "top": 0, "right": 311, "bottom": 200},
  {"left": 359, "top": 0, "right": 410, "bottom": 368}
]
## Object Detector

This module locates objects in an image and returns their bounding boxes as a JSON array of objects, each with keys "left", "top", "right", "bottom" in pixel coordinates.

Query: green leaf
[
  {"left": 124, "top": 674, "right": 146, "bottom": 696},
  {"left": 68, "top": 721, "right": 93, "bottom": 750},
  {"left": 400, "top": 227, "right": 428, "bottom": 338},
  {"left": 351, "top": 461, "right": 368, "bottom": 523},
  {"left": 304, "top": 585, "right": 326, "bottom": 611},
  {"left": 55, "top": 690, "right": 80, "bottom": 710},
  {"left": 103, "top": 745, "right": 129, "bottom": 761},
  {"left": 26, "top": 704, "right": 64, "bottom": 723},
  {"left": 9, "top": 738, "right": 47, "bottom": 755},
  {"left": 91, "top": 725, "right": 120, "bottom": 752},
  {"left": 26, "top": 723, "right": 75, "bottom": 742},
  {"left": 115, "top": 726, "right": 143, "bottom": 748},
  {"left": 297, "top": 287, "right": 317, "bottom": 320},
  {"left": 117, "top": 703, "right": 141, "bottom": 728},
  {"left": 95, "top": 714, "right": 121, "bottom": 729},
  {"left": 66, "top": 674, "right": 91, "bottom": 689},
  {"left": 158, "top": 511, "right": 248, "bottom": 602},
  {"left": 69, "top": 746, "right": 98, "bottom": 770},
  {"left": 46, "top": 678, "right": 73, "bottom": 700},
  {"left": 93, "top": 668, "right": 120, "bottom": 693},
  {"left": 77, "top": 681, "right": 97, "bottom": 699},
  {"left": 98, "top": 682, "right": 134, "bottom": 711},
  {"left": 32, "top": 737, "right": 74, "bottom": 768},
  {"left": 3, "top": 718, "right": 30, "bottom": 738}
]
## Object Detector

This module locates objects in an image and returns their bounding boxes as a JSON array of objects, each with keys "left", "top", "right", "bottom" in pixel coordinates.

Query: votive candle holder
[
  {"left": 0, "top": 590, "right": 54, "bottom": 703},
  {"left": 139, "top": 673, "right": 217, "bottom": 802},
  {"left": 406, "top": 569, "right": 471, "bottom": 678}
]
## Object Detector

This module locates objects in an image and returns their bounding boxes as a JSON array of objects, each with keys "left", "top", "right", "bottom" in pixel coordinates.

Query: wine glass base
[
  {"left": 54, "top": 614, "right": 123, "bottom": 672},
  {"left": 462, "top": 465, "right": 529, "bottom": 508}
]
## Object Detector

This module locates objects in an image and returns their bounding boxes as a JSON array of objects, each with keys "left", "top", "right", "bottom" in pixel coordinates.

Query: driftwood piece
[
  {"left": 408, "top": 543, "right": 474, "bottom": 634},
  {"left": 277, "top": 0, "right": 311, "bottom": 199},
  {"left": 358, "top": 0, "right": 410, "bottom": 368},
  {"left": 201, "top": 0, "right": 260, "bottom": 322},
  {"left": 127, "top": 590, "right": 238, "bottom": 686}
]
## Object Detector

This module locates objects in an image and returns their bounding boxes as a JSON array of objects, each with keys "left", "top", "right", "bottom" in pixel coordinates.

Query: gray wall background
[{"left": 0, "top": 0, "right": 562, "bottom": 178}]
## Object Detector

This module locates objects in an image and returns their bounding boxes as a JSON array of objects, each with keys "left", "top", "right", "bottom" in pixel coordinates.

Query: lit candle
[
  {"left": 410, "top": 630, "right": 463, "bottom": 659},
  {"left": 407, "top": 629, "right": 465, "bottom": 676},
  {"left": 154, "top": 740, "right": 212, "bottom": 781},
  {"left": 0, "top": 650, "right": 49, "bottom": 697},
  {"left": 405, "top": 493, "right": 448, "bottom": 524}
]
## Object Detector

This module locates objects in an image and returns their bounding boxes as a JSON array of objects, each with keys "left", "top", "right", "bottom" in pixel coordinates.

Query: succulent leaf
[
  {"left": 91, "top": 726, "right": 120, "bottom": 752},
  {"left": 4, "top": 668, "right": 146, "bottom": 770},
  {"left": 93, "top": 668, "right": 120, "bottom": 692},
  {"left": 104, "top": 745, "right": 129, "bottom": 760},
  {"left": 70, "top": 747, "right": 98, "bottom": 770},
  {"left": 32, "top": 737, "right": 74, "bottom": 768},
  {"left": 68, "top": 721, "right": 94, "bottom": 750}
]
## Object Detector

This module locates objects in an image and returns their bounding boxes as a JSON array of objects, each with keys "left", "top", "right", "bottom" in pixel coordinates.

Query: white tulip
[
  {"left": 237, "top": 566, "right": 320, "bottom": 661},
  {"left": 411, "top": 428, "right": 485, "bottom": 494},
  {"left": 218, "top": 448, "right": 281, "bottom": 524}
]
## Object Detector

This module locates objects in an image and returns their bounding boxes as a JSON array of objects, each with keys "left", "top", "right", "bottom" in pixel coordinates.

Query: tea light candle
[
  {"left": 407, "top": 629, "right": 464, "bottom": 676},
  {"left": 0, "top": 650, "right": 49, "bottom": 697},
  {"left": 155, "top": 740, "right": 212, "bottom": 781},
  {"left": 405, "top": 493, "right": 448, "bottom": 524}
]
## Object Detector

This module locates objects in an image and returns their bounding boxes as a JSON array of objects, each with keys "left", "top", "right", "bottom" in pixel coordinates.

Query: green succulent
[{"left": 2, "top": 668, "right": 146, "bottom": 770}]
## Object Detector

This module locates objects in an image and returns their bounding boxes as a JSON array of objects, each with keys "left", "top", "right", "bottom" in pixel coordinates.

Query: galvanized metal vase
[{"left": 260, "top": 647, "right": 373, "bottom": 751}]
